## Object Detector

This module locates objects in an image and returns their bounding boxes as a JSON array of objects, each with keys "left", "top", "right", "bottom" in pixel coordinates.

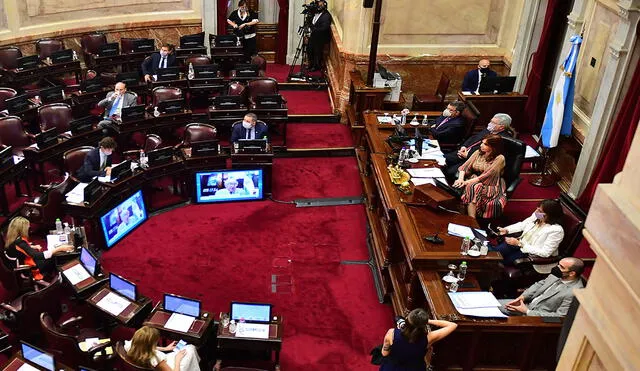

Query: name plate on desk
[{"left": 235, "top": 323, "right": 269, "bottom": 339}]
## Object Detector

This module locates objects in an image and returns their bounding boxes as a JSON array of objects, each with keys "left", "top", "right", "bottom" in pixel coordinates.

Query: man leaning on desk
[
  {"left": 97, "top": 82, "right": 137, "bottom": 137},
  {"left": 76, "top": 137, "right": 117, "bottom": 183},
  {"left": 231, "top": 113, "right": 268, "bottom": 143},
  {"left": 500, "top": 257, "right": 584, "bottom": 317},
  {"left": 462, "top": 59, "right": 497, "bottom": 93},
  {"left": 142, "top": 43, "right": 177, "bottom": 83}
]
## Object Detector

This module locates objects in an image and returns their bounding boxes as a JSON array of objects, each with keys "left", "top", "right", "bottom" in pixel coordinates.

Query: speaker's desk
[
  {"left": 457, "top": 91, "right": 528, "bottom": 132},
  {"left": 216, "top": 315, "right": 283, "bottom": 368}
]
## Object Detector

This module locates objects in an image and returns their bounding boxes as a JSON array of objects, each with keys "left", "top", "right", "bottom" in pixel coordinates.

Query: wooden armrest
[
  {"left": 59, "top": 316, "right": 83, "bottom": 332},
  {"left": 0, "top": 303, "right": 18, "bottom": 313}
]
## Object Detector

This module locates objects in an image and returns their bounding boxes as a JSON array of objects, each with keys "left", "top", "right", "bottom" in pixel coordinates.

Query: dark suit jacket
[
  {"left": 230, "top": 122, "right": 269, "bottom": 143},
  {"left": 141, "top": 52, "right": 177, "bottom": 76},
  {"left": 461, "top": 68, "right": 497, "bottom": 92},
  {"left": 76, "top": 148, "right": 112, "bottom": 183},
  {"left": 431, "top": 115, "right": 466, "bottom": 146},
  {"left": 310, "top": 11, "right": 332, "bottom": 43},
  {"left": 97, "top": 91, "right": 137, "bottom": 119}
]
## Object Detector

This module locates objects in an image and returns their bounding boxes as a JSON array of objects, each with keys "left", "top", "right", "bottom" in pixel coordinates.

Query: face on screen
[
  {"left": 195, "top": 170, "right": 263, "bottom": 203},
  {"left": 100, "top": 190, "right": 147, "bottom": 248}
]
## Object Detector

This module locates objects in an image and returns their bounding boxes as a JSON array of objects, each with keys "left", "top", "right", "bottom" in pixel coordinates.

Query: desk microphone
[{"left": 424, "top": 234, "right": 444, "bottom": 245}]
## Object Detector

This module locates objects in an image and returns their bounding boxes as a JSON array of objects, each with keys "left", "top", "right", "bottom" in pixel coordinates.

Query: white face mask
[
  {"left": 442, "top": 109, "right": 452, "bottom": 117},
  {"left": 487, "top": 123, "right": 497, "bottom": 132},
  {"left": 242, "top": 121, "right": 253, "bottom": 129},
  {"left": 160, "top": 51, "right": 169, "bottom": 57}
]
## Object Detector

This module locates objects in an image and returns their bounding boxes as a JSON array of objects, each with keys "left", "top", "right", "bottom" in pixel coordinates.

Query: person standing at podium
[
  {"left": 461, "top": 59, "right": 497, "bottom": 93},
  {"left": 230, "top": 113, "right": 268, "bottom": 143},
  {"left": 227, "top": 0, "right": 260, "bottom": 58}
]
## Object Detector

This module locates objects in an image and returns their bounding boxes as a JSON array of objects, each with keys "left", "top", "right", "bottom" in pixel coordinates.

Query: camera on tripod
[{"left": 302, "top": 0, "right": 321, "bottom": 15}]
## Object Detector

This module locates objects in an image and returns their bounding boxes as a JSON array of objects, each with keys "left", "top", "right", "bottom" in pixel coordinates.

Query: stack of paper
[
  {"left": 46, "top": 234, "right": 68, "bottom": 252},
  {"left": 63, "top": 264, "right": 90, "bottom": 285},
  {"left": 96, "top": 292, "right": 131, "bottom": 316},
  {"left": 525, "top": 145, "right": 541, "bottom": 159},
  {"left": 448, "top": 291, "right": 507, "bottom": 318},
  {"left": 165, "top": 312, "right": 195, "bottom": 333},
  {"left": 78, "top": 338, "right": 113, "bottom": 355},
  {"left": 407, "top": 168, "right": 447, "bottom": 187},
  {"left": 447, "top": 223, "right": 486, "bottom": 239},
  {"left": 65, "top": 182, "right": 88, "bottom": 204}
]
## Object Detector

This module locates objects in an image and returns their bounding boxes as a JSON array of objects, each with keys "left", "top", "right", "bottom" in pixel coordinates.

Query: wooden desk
[
  {"left": 457, "top": 91, "right": 528, "bottom": 132},
  {"left": 2, "top": 353, "right": 73, "bottom": 371},
  {"left": 231, "top": 149, "right": 274, "bottom": 195},
  {"left": 58, "top": 259, "right": 108, "bottom": 298},
  {"left": 0, "top": 157, "right": 29, "bottom": 215},
  {"left": 216, "top": 315, "right": 283, "bottom": 368},
  {"left": 87, "top": 287, "right": 153, "bottom": 327},
  {"left": 90, "top": 51, "right": 151, "bottom": 73},
  {"left": 417, "top": 271, "right": 560, "bottom": 370},
  {"left": 144, "top": 303, "right": 214, "bottom": 345}
]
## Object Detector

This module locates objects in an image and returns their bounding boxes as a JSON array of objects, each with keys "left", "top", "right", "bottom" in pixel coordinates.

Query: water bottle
[
  {"left": 188, "top": 62, "right": 195, "bottom": 80},
  {"left": 458, "top": 261, "right": 467, "bottom": 281},
  {"left": 229, "top": 320, "right": 237, "bottom": 334},
  {"left": 480, "top": 241, "right": 489, "bottom": 256},
  {"left": 140, "top": 149, "right": 147, "bottom": 166},
  {"left": 398, "top": 147, "right": 407, "bottom": 165},
  {"left": 422, "top": 115, "right": 428, "bottom": 126},
  {"left": 449, "top": 279, "right": 459, "bottom": 293},
  {"left": 153, "top": 106, "right": 160, "bottom": 117},
  {"left": 72, "top": 50, "right": 78, "bottom": 61},
  {"left": 460, "top": 237, "right": 470, "bottom": 255},
  {"left": 410, "top": 115, "right": 418, "bottom": 125},
  {"left": 63, "top": 222, "right": 71, "bottom": 235},
  {"left": 401, "top": 113, "right": 407, "bottom": 125},
  {"left": 55, "top": 218, "right": 63, "bottom": 234}
]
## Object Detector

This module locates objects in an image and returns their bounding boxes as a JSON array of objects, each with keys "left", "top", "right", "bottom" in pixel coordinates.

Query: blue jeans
[{"left": 492, "top": 241, "right": 526, "bottom": 265}]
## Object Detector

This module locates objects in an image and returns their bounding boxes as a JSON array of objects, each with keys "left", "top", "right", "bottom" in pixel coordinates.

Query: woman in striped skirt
[{"left": 453, "top": 134, "right": 507, "bottom": 218}]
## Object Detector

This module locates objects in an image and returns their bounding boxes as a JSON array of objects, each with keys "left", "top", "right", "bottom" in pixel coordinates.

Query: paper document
[
  {"left": 456, "top": 306, "right": 507, "bottom": 318},
  {"left": 46, "top": 234, "right": 68, "bottom": 252},
  {"left": 461, "top": 91, "right": 474, "bottom": 96},
  {"left": 17, "top": 364, "right": 40, "bottom": 371},
  {"left": 448, "top": 291, "right": 501, "bottom": 309},
  {"left": 411, "top": 178, "right": 435, "bottom": 186},
  {"left": 235, "top": 322, "right": 270, "bottom": 339},
  {"left": 447, "top": 223, "right": 486, "bottom": 239},
  {"left": 63, "top": 264, "right": 90, "bottom": 285},
  {"left": 96, "top": 292, "right": 131, "bottom": 316},
  {"left": 407, "top": 168, "right": 445, "bottom": 179},
  {"left": 78, "top": 337, "right": 113, "bottom": 355},
  {"left": 165, "top": 312, "right": 195, "bottom": 333},
  {"left": 65, "top": 182, "right": 88, "bottom": 204},
  {"left": 525, "top": 145, "right": 541, "bottom": 159},
  {"left": 97, "top": 176, "right": 111, "bottom": 183},
  {"left": 377, "top": 116, "right": 393, "bottom": 124}
]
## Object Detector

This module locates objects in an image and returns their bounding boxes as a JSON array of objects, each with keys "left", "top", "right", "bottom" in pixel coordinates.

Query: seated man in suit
[
  {"left": 500, "top": 257, "right": 584, "bottom": 317},
  {"left": 97, "top": 82, "right": 138, "bottom": 136},
  {"left": 461, "top": 59, "right": 498, "bottom": 93},
  {"left": 76, "top": 137, "right": 117, "bottom": 183},
  {"left": 142, "top": 43, "right": 177, "bottom": 83},
  {"left": 431, "top": 101, "right": 466, "bottom": 146},
  {"left": 443, "top": 113, "right": 513, "bottom": 180},
  {"left": 230, "top": 113, "right": 268, "bottom": 143}
]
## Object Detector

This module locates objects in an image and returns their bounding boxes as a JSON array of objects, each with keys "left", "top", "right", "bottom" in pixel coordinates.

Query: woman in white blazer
[{"left": 494, "top": 199, "right": 565, "bottom": 265}]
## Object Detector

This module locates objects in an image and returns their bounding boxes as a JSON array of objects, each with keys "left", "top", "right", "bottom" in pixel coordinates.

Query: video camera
[{"left": 302, "top": 0, "right": 323, "bottom": 14}]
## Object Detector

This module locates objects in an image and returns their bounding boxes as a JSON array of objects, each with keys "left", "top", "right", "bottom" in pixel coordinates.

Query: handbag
[{"left": 370, "top": 344, "right": 384, "bottom": 365}]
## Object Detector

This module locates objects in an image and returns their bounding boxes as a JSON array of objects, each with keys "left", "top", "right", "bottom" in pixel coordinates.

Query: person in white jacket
[{"left": 495, "top": 199, "right": 565, "bottom": 265}]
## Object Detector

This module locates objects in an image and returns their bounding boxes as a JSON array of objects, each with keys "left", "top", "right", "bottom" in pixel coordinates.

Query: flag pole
[{"left": 529, "top": 147, "right": 556, "bottom": 187}]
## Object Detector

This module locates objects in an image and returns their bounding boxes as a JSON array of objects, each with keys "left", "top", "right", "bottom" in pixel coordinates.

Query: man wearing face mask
[
  {"left": 307, "top": 0, "right": 332, "bottom": 72},
  {"left": 76, "top": 137, "right": 117, "bottom": 183},
  {"left": 97, "top": 82, "right": 138, "bottom": 137},
  {"left": 142, "top": 43, "right": 177, "bottom": 83},
  {"left": 431, "top": 101, "right": 466, "bottom": 146},
  {"left": 443, "top": 113, "right": 513, "bottom": 181},
  {"left": 462, "top": 59, "right": 497, "bottom": 93},
  {"left": 500, "top": 257, "right": 584, "bottom": 317},
  {"left": 230, "top": 113, "right": 268, "bottom": 143}
]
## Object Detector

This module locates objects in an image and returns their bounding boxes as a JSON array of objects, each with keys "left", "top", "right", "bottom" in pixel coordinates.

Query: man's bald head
[{"left": 561, "top": 257, "right": 585, "bottom": 279}]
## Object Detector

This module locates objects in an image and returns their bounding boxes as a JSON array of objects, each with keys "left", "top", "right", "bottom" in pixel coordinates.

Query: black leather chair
[
  {"left": 35, "top": 38, "right": 65, "bottom": 60},
  {"left": 502, "top": 136, "right": 527, "bottom": 197},
  {"left": 176, "top": 123, "right": 217, "bottom": 149},
  {"left": 63, "top": 146, "right": 94, "bottom": 183},
  {"left": 0, "top": 88, "right": 18, "bottom": 112},
  {"left": 38, "top": 103, "right": 73, "bottom": 134},
  {"left": 0, "top": 116, "right": 35, "bottom": 156},
  {"left": 20, "top": 175, "right": 71, "bottom": 231},
  {"left": 0, "top": 46, "right": 22, "bottom": 71}
]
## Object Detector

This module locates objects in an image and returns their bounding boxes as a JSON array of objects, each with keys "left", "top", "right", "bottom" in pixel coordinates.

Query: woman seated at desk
[
  {"left": 453, "top": 134, "right": 506, "bottom": 219},
  {"left": 125, "top": 326, "right": 201, "bottom": 371},
  {"left": 3, "top": 216, "right": 74, "bottom": 280},
  {"left": 495, "top": 199, "right": 565, "bottom": 266}
]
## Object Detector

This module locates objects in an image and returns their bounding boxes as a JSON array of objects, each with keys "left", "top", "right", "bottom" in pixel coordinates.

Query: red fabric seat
[{"left": 413, "top": 73, "right": 450, "bottom": 111}]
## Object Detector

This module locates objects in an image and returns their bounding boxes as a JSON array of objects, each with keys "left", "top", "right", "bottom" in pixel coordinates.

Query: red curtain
[
  {"left": 522, "top": 0, "right": 561, "bottom": 133},
  {"left": 576, "top": 57, "right": 640, "bottom": 209},
  {"left": 276, "top": 0, "right": 289, "bottom": 64},
  {"left": 217, "top": 0, "right": 230, "bottom": 35}
]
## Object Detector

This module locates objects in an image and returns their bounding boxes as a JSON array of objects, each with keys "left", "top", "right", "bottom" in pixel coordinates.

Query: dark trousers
[
  {"left": 307, "top": 37, "right": 327, "bottom": 70},
  {"left": 492, "top": 241, "right": 526, "bottom": 265},
  {"left": 242, "top": 37, "right": 257, "bottom": 59}
]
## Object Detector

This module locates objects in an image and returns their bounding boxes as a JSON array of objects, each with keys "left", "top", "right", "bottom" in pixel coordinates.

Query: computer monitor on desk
[
  {"left": 234, "top": 63, "right": 259, "bottom": 78},
  {"left": 163, "top": 293, "right": 201, "bottom": 318},
  {"left": 213, "top": 95, "right": 244, "bottom": 109},
  {"left": 35, "top": 127, "right": 59, "bottom": 149},
  {"left": 147, "top": 146, "right": 174, "bottom": 167},
  {"left": 157, "top": 98, "right": 184, "bottom": 114},
  {"left": 214, "top": 35, "right": 239, "bottom": 47},
  {"left": 193, "top": 64, "right": 219, "bottom": 79},
  {"left": 132, "top": 39, "right": 155, "bottom": 53},
  {"left": 5, "top": 94, "right": 30, "bottom": 114},
  {"left": 83, "top": 179, "right": 103, "bottom": 204},
  {"left": 98, "top": 43, "right": 119, "bottom": 57},
  {"left": 70, "top": 116, "right": 96, "bottom": 135},
  {"left": 479, "top": 76, "right": 516, "bottom": 94},
  {"left": 255, "top": 94, "right": 283, "bottom": 108},
  {"left": 21, "top": 341, "right": 55, "bottom": 371},
  {"left": 237, "top": 138, "right": 268, "bottom": 153},
  {"left": 80, "top": 76, "right": 104, "bottom": 93},
  {"left": 109, "top": 160, "right": 132, "bottom": 182},
  {"left": 191, "top": 139, "right": 219, "bottom": 157},
  {"left": 116, "top": 72, "right": 141, "bottom": 87},
  {"left": 50, "top": 49, "right": 74, "bottom": 64},
  {"left": 180, "top": 32, "right": 205, "bottom": 48},
  {"left": 109, "top": 273, "right": 137, "bottom": 301},
  {"left": 0, "top": 146, "right": 14, "bottom": 170},
  {"left": 16, "top": 55, "right": 39, "bottom": 70},
  {"left": 156, "top": 67, "right": 179, "bottom": 81},
  {"left": 230, "top": 302, "right": 272, "bottom": 324},
  {"left": 40, "top": 85, "right": 65, "bottom": 103},
  {"left": 79, "top": 247, "right": 100, "bottom": 276},
  {"left": 120, "top": 105, "right": 145, "bottom": 122}
]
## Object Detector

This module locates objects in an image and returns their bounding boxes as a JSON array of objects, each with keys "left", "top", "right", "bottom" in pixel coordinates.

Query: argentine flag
[{"left": 540, "top": 35, "right": 582, "bottom": 148}]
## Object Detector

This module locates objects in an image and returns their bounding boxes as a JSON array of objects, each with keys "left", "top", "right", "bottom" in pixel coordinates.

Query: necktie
[
  {"left": 109, "top": 96, "right": 121, "bottom": 117},
  {"left": 246, "top": 128, "right": 252, "bottom": 139},
  {"left": 435, "top": 117, "right": 450, "bottom": 130},
  {"left": 159, "top": 57, "right": 166, "bottom": 69}
]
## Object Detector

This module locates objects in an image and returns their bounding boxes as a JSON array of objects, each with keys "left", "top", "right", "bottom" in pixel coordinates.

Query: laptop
[
  {"left": 158, "top": 98, "right": 184, "bottom": 114},
  {"left": 147, "top": 146, "right": 174, "bottom": 167},
  {"left": 0, "top": 146, "right": 14, "bottom": 170},
  {"left": 20, "top": 341, "right": 55, "bottom": 371},
  {"left": 16, "top": 55, "right": 40, "bottom": 70},
  {"left": 215, "top": 35, "right": 238, "bottom": 47},
  {"left": 162, "top": 293, "right": 201, "bottom": 332},
  {"left": 35, "top": 128, "right": 59, "bottom": 149},
  {"left": 255, "top": 94, "right": 283, "bottom": 108},
  {"left": 479, "top": 76, "right": 516, "bottom": 94},
  {"left": 132, "top": 39, "right": 155, "bottom": 53},
  {"left": 98, "top": 42, "right": 119, "bottom": 57},
  {"left": 116, "top": 72, "right": 140, "bottom": 87},
  {"left": 80, "top": 76, "right": 104, "bottom": 93},
  {"left": 233, "top": 63, "right": 259, "bottom": 78},
  {"left": 109, "top": 273, "right": 137, "bottom": 301},
  {"left": 40, "top": 85, "right": 65, "bottom": 103},
  {"left": 79, "top": 247, "right": 100, "bottom": 276},
  {"left": 50, "top": 49, "right": 74, "bottom": 64},
  {"left": 191, "top": 140, "right": 219, "bottom": 157},
  {"left": 193, "top": 64, "right": 219, "bottom": 79},
  {"left": 156, "top": 66, "right": 179, "bottom": 81},
  {"left": 213, "top": 95, "right": 244, "bottom": 109},
  {"left": 433, "top": 178, "right": 462, "bottom": 198},
  {"left": 230, "top": 302, "right": 272, "bottom": 339},
  {"left": 120, "top": 105, "right": 145, "bottom": 122},
  {"left": 5, "top": 94, "right": 30, "bottom": 114},
  {"left": 83, "top": 178, "right": 103, "bottom": 204},
  {"left": 70, "top": 116, "right": 96, "bottom": 135},
  {"left": 109, "top": 160, "right": 132, "bottom": 181}
]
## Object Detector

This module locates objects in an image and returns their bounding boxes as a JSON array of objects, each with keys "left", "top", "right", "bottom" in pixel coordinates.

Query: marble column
[
  {"left": 510, "top": 0, "right": 545, "bottom": 92},
  {"left": 203, "top": 0, "right": 217, "bottom": 55},
  {"left": 569, "top": 0, "right": 640, "bottom": 198}
]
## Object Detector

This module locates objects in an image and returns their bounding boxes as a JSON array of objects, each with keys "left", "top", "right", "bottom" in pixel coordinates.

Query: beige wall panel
[{"left": 0, "top": 1, "right": 7, "bottom": 30}]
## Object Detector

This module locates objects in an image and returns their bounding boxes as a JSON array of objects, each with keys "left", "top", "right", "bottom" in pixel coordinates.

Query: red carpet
[
  {"left": 281, "top": 90, "right": 333, "bottom": 114},
  {"left": 510, "top": 174, "right": 565, "bottom": 200},
  {"left": 268, "top": 63, "right": 296, "bottom": 83},
  {"left": 286, "top": 123, "right": 353, "bottom": 149},
  {"left": 100, "top": 202, "right": 385, "bottom": 369}
]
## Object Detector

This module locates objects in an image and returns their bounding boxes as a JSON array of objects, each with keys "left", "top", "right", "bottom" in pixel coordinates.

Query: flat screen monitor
[
  {"left": 0, "top": 146, "right": 14, "bottom": 169},
  {"left": 213, "top": 95, "right": 244, "bottom": 109},
  {"left": 255, "top": 94, "right": 283, "bottom": 107},
  {"left": 80, "top": 77, "right": 103, "bottom": 93},
  {"left": 121, "top": 105, "right": 145, "bottom": 122},
  {"left": 109, "top": 160, "right": 132, "bottom": 181},
  {"left": 215, "top": 35, "right": 238, "bottom": 47},
  {"left": 5, "top": 94, "right": 30, "bottom": 114},
  {"left": 156, "top": 66, "right": 179, "bottom": 81},
  {"left": 180, "top": 32, "right": 205, "bottom": 48},
  {"left": 116, "top": 72, "right": 140, "bottom": 87},
  {"left": 35, "top": 127, "right": 58, "bottom": 149},
  {"left": 16, "top": 55, "right": 39, "bottom": 70},
  {"left": 99, "top": 189, "right": 147, "bottom": 248},
  {"left": 163, "top": 293, "right": 201, "bottom": 317},
  {"left": 132, "top": 38, "right": 155, "bottom": 53},
  {"left": 109, "top": 273, "right": 137, "bottom": 301},
  {"left": 50, "top": 49, "right": 74, "bottom": 64},
  {"left": 158, "top": 98, "right": 184, "bottom": 114},
  {"left": 193, "top": 64, "right": 219, "bottom": 79},
  {"left": 194, "top": 169, "right": 264, "bottom": 203},
  {"left": 83, "top": 178, "right": 102, "bottom": 204},
  {"left": 479, "top": 76, "right": 516, "bottom": 94},
  {"left": 147, "top": 146, "right": 174, "bottom": 167},
  {"left": 191, "top": 139, "right": 219, "bottom": 157},
  {"left": 237, "top": 138, "right": 267, "bottom": 153},
  {"left": 79, "top": 247, "right": 99, "bottom": 276},
  {"left": 70, "top": 116, "right": 96, "bottom": 135},
  {"left": 230, "top": 302, "right": 272, "bottom": 324},
  {"left": 40, "top": 85, "right": 64, "bottom": 103},
  {"left": 21, "top": 341, "right": 55, "bottom": 371},
  {"left": 98, "top": 42, "right": 119, "bottom": 57},
  {"left": 233, "top": 63, "right": 259, "bottom": 78}
]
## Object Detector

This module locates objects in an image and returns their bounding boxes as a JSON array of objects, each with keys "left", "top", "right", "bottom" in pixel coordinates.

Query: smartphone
[{"left": 175, "top": 339, "right": 187, "bottom": 351}]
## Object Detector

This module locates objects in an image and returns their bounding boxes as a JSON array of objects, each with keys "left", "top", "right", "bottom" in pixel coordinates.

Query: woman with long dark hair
[
  {"left": 379, "top": 308, "right": 457, "bottom": 370},
  {"left": 454, "top": 134, "right": 507, "bottom": 218}
]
